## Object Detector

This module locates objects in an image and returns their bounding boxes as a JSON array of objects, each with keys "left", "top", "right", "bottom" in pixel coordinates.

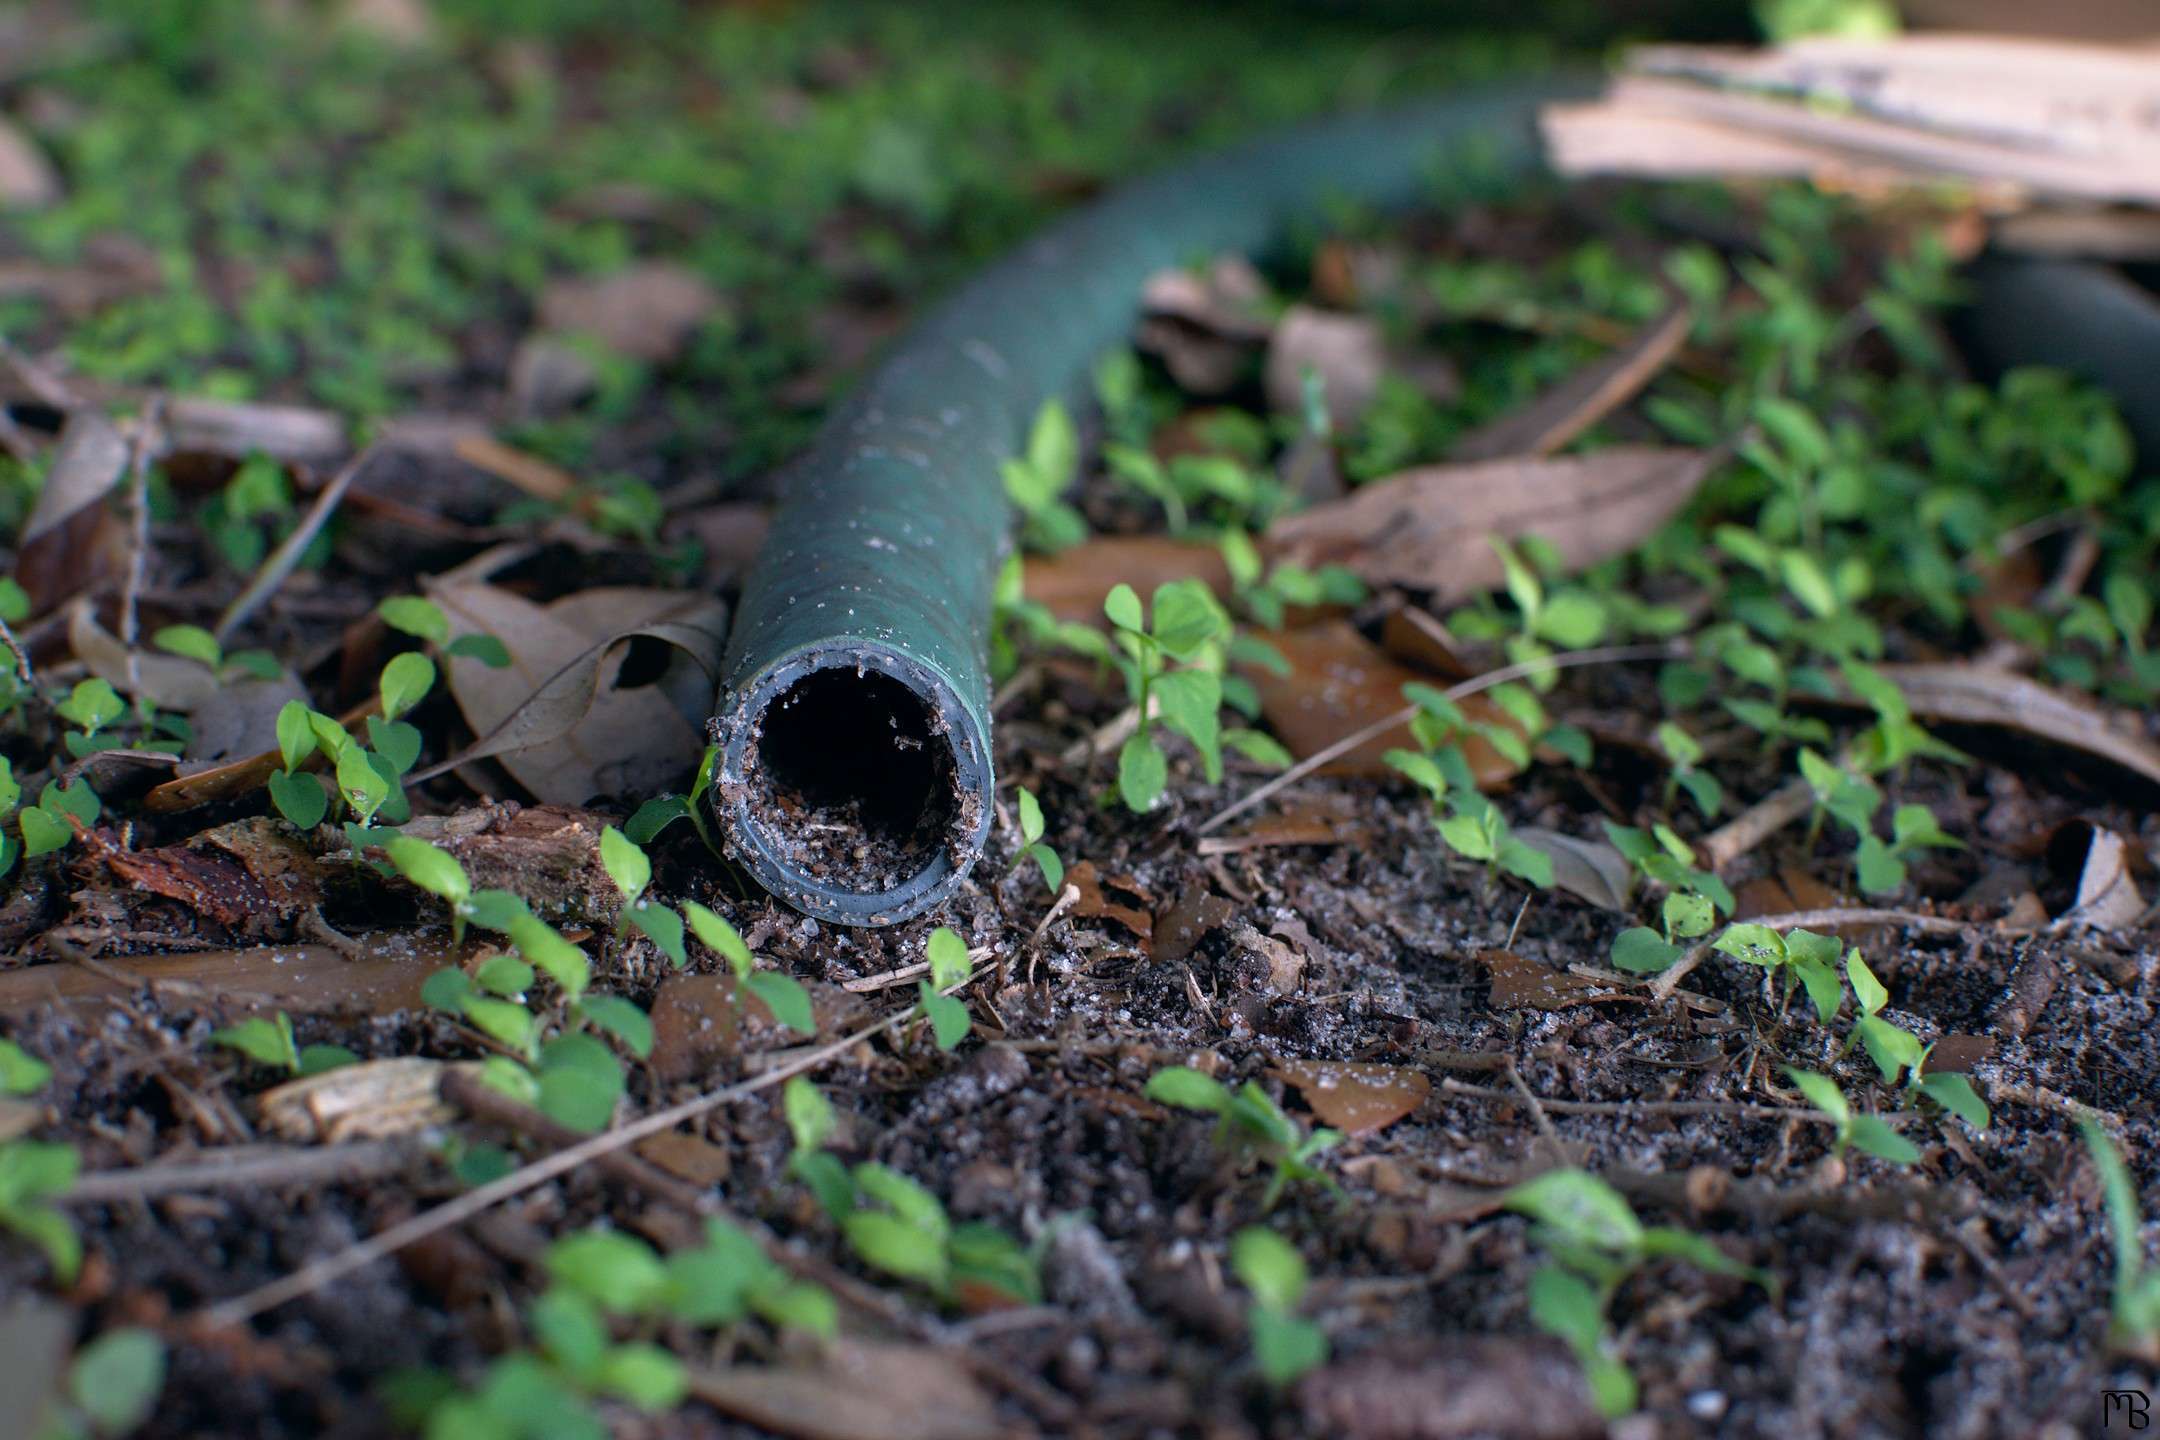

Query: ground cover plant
[{"left": 0, "top": 1, "right": 2154, "bottom": 1437}]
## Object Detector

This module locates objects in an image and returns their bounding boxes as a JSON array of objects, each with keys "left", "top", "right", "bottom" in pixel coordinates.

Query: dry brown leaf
[
  {"left": 422, "top": 583, "right": 726, "bottom": 804},
  {"left": 1923, "top": 1033, "right": 1998, "bottom": 1075},
  {"left": 1066, "top": 859, "right": 1153, "bottom": 941},
  {"left": 1875, "top": 663, "right": 2160, "bottom": 788},
  {"left": 0, "top": 117, "right": 60, "bottom": 208},
  {"left": 1510, "top": 828, "right": 1631, "bottom": 912},
  {"left": 1271, "top": 447, "right": 1712, "bottom": 602},
  {"left": 1139, "top": 256, "right": 1272, "bottom": 395},
  {"left": 1195, "top": 805, "right": 1348, "bottom": 856},
  {"left": 2059, "top": 823, "right": 2145, "bottom": 931},
  {"left": 536, "top": 261, "right": 722, "bottom": 364},
  {"left": 13, "top": 411, "right": 128, "bottom": 613},
  {"left": 1242, "top": 621, "right": 1520, "bottom": 783},
  {"left": 1021, "top": 534, "right": 1230, "bottom": 623},
  {"left": 1449, "top": 299, "right": 1690, "bottom": 462},
  {"left": 449, "top": 433, "right": 578, "bottom": 504},
  {"left": 1273, "top": 1058, "right": 1431, "bottom": 1136},
  {"left": 649, "top": 974, "right": 745, "bottom": 1082},
  {"left": 1480, "top": 949, "right": 1620, "bottom": 1011},
  {"left": 1152, "top": 886, "right": 1234, "bottom": 964},
  {"left": 1265, "top": 305, "right": 1387, "bottom": 430},
  {"left": 689, "top": 1342, "right": 1006, "bottom": 1440},
  {"left": 1297, "top": 1335, "right": 1601, "bottom": 1440},
  {"left": 636, "top": 1131, "right": 731, "bottom": 1186},
  {"left": 1378, "top": 606, "right": 1479, "bottom": 681}
]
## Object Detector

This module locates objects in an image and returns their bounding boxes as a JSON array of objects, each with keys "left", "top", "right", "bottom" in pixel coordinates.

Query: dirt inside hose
[{"left": 741, "top": 667, "right": 960, "bottom": 894}]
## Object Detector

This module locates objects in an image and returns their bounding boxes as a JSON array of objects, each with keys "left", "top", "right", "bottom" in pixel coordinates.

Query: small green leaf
[
  {"left": 747, "top": 972, "right": 815, "bottom": 1035},
  {"left": 154, "top": 624, "right": 221, "bottom": 666},
  {"left": 595, "top": 1344, "right": 686, "bottom": 1412},
  {"left": 1103, "top": 584, "right": 1145, "bottom": 633},
  {"left": 56, "top": 678, "right": 124, "bottom": 734},
  {"left": 20, "top": 804, "right": 72, "bottom": 857},
  {"left": 624, "top": 794, "right": 690, "bottom": 845},
  {"left": 1503, "top": 1169, "right": 1644, "bottom": 1252},
  {"left": 377, "top": 651, "right": 436, "bottom": 720},
  {"left": 783, "top": 1076, "right": 837, "bottom": 1152},
  {"left": 420, "top": 968, "right": 475, "bottom": 1012},
  {"left": 475, "top": 952, "right": 534, "bottom": 997},
  {"left": 1662, "top": 890, "right": 1715, "bottom": 940},
  {"left": 919, "top": 987, "right": 971, "bottom": 1051},
  {"left": 385, "top": 835, "right": 470, "bottom": 908},
  {"left": 683, "top": 900, "right": 752, "bottom": 976},
  {"left": 1783, "top": 550, "right": 1841, "bottom": 618},
  {"left": 512, "top": 917, "right": 589, "bottom": 998},
  {"left": 1917, "top": 1072, "right": 1989, "bottom": 1130},
  {"left": 626, "top": 902, "right": 687, "bottom": 966},
  {"left": 267, "top": 769, "right": 328, "bottom": 829},
  {"left": 1145, "top": 1065, "right": 1233, "bottom": 1114},
  {"left": 464, "top": 889, "right": 533, "bottom": 933},
  {"left": 211, "top": 1013, "right": 299, "bottom": 1072},
  {"left": 578, "top": 994, "right": 654, "bottom": 1060},
  {"left": 1856, "top": 1014, "right": 1926, "bottom": 1086},
  {"left": 843, "top": 1209, "right": 950, "bottom": 1287},
  {"left": 1117, "top": 732, "right": 1167, "bottom": 811},
  {"left": 1249, "top": 1310, "right": 1327, "bottom": 1387},
  {"left": 1713, "top": 924, "right": 1786, "bottom": 967},
  {"left": 1790, "top": 954, "right": 1844, "bottom": 1025},
  {"left": 1230, "top": 1227, "right": 1308, "bottom": 1311},
  {"left": 1846, "top": 949, "right": 1887, "bottom": 1016},
  {"left": 1610, "top": 927, "right": 1684, "bottom": 974},
  {"left": 0, "top": 1039, "right": 52, "bottom": 1095},
  {"left": 378, "top": 596, "right": 450, "bottom": 646},
  {"left": 545, "top": 1228, "right": 668, "bottom": 1314},
  {"left": 1847, "top": 1114, "right": 1920, "bottom": 1166},
  {"left": 275, "top": 700, "right": 316, "bottom": 772},
  {"left": 365, "top": 717, "right": 423, "bottom": 775},
  {"left": 297, "top": 1044, "right": 357, "bottom": 1075},
  {"left": 67, "top": 1327, "right": 166, "bottom": 1434},
  {"left": 1026, "top": 843, "right": 1065, "bottom": 893},
  {"left": 1855, "top": 835, "right": 1906, "bottom": 895},
  {"left": 1150, "top": 578, "right": 1227, "bottom": 660},
  {"left": 446, "top": 633, "right": 512, "bottom": 668},
  {"left": 925, "top": 926, "right": 971, "bottom": 990},
  {"left": 537, "top": 1033, "right": 626, "bottom": 1132},
  {"left": 1016, "top": 787, "right": 1045, "bottom": 846},
  {"left": 461, "top": 995, "right": 538, "bottom": 1052},
  {"left": 598, "top": 826, "right": 650, "bottom": 904}
]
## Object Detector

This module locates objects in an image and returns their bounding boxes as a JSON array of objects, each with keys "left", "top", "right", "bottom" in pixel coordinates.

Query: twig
[
  {"left": 840, "top": 959, "right": 930, "bottom": 994},
  {"left": 200, "top": 961, "right": 996, "bottom": 1327},
  {"left": 118, "top": 396, "right": 164, "bottom": 696},
  {"left": 439, "top": 1068, "right": 705, "bottom": 1212},
  {"left": 1030, "top": 882, "right": 1080, "bottom": 947},
  {"left": 61, "top": 1140, "right": 420, "bottom": 1204},
  {"left": 1649, "top": 907, "right": 1972, "bottom": 1001},
  {"left": 0, "top": 615, "right": 33, "bottom": 688},
  {"left": 1698, "top": 777, "right": 1813, "bottom": 872},
  {"left": 1439, "top": 1077, "right": 1858, "bottom": 1124},
  {"left": 1198, "top": 641, "right": 1683, "bottom": 835},
  {"left": 213, "top": 445, "right": 377, "bottom": 645}
]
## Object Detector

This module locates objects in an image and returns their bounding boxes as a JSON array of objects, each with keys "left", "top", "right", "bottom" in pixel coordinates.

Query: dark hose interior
[{"left": 746, "top": 668, "right": 957, "bottom": 893}]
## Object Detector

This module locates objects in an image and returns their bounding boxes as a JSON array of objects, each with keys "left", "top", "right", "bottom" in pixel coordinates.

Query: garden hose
[{"left": 708, "top": 75, "right": 1591, "bottom": 926}]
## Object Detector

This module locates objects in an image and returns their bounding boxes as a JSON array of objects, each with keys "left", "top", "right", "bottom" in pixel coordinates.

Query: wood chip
[{"left": 258, "top": 1058, "right": 467, "bottom": 1143}]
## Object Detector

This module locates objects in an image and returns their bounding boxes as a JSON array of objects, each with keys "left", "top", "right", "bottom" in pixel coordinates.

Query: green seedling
[
  {"left": 0, "top": 1041, "right": 78, "bottom": 1281},
  {"left": 914, "top": 927, "right": 974, "bottom": 1051},
  {"left": 1218, "top": 527, "right": 1365, "bottom": 631},
  {"left": 621, "top": 744, "right": 725, "bottom": 858},
  {"left": 600, "top": 824, "right": 685, "bottom": 964},
  {"left": 837, "top": 1162, "right": 1039, "bottom": 1305},
  {"left": 262, "top": 652, "right": 438, "bottom": 834},
  {"left": 1784, "top": 1068, "right": 1918, "bottom": 1167},
  {"left": 1711, "top": 923, "right": 1848, "bottom": 1022},
  {"left": 1101, "top": 578, "right": 1233, "bottom": 811},
  {"left": 1145, "top": 1066, "right": 1342, "bottom": 1209},
  {"left": 2081, "top": 1120, "right": 2160, "bottom": 1359},
  {"left": 1231, "top": 1227, "right": 1327, "bottom": 1386},
  {"left": 1488, "top": 535, "right": 1610, "bottom": 689},
  {"left": 18, "top": 778, "right": 98, "bottom": 865},
  {"left": 35, "top": 1326, "right": 167, "bottom": 1440},
  {"left": 1602, "top": 822, "right": 1731, "bottom": 974},
  {"left": 1653, "top": 721, "right": 1722, "bottom": 820},
  {"left": 377, "top": 594, "right": 511, "bottom": 668},
  {"left": 681, "top": 901, "right": 814, "bottom": 1034},
  {"left": 783, "top": 1076, "right": 857, "bottom": 1221},
  {"left": 1010, "top": 786, "right": 1064, "bottom": 892},
  {"left": 1503, "top": 1168, "right": 1773, "bottom": 1418},
  {"left": 1854, "top": 802, "right": 1961, "bottom": 896},
  {"left": 1003, "top": 398, "right": 1086, "bottom": 551},
  {"left": 1385, "top": 684, "right": 1557, "bottom": 889},
  {"left": 1842, "top": 948, "right": 1926, "bottom": 1087},
  {"left": 211, "top": 1010, "right": 356, "bottom": 1077}
]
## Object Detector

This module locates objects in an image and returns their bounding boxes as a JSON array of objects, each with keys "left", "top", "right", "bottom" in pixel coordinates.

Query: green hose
[{"left": 709, "top": 75, "right": 1590, "bottom": 926}]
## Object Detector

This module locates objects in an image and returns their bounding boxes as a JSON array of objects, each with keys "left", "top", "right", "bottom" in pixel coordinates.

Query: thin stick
[
  {"left": 0, "top": 615, "right": 32, "bottom": 688},
  {"left": 1198, "top": 641, "right": 1682, "bottom": 835},
  {"left": 1440, "top": 1077, "right": 1912, "bottom": 1126},
  {"left": 62, "top": 1140, "right": 419, "bottom": 1204},
  {"left": 213, "top": 445, "right": 376, "bottom": 645},
  {"left": 201, "top": 961, "right": 993, "bottom": 1327},
  {"left": 1648, "top": 906, "right": 1971, "bottom": 1001},
  {"left": 118, "top": 396, "right": 164, "bottom": 695}
]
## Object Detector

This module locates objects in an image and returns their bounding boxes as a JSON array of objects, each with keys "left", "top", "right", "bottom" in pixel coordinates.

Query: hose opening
[{"left": 738, "top": 666, "right": 960, "bottom": 901}]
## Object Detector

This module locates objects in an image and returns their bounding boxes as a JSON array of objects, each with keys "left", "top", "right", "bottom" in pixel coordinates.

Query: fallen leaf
[
  {"left": 1196, "top": 805, "right": 1348, "bottom": 856},
  {"left": 1242, "top": 621, "right": 1519, "bottom": 783},
  {"left": 100, "top": 821, "right": 325, "bottom": 929},
  {"left": 636, "top": 1131, "right": 731, "bottom": 1186},
  {"left": 1233, "top": 923, "right": 1306, "bottom": 995},
  {"left": 1510, "top": 828, "right": 1631, "bottom": 911},
  {"left": 1874, "top": 663, "right": 2160, "bottom": 788},
  {"left": 536, "top": 261, "right": 722, "bottom": 364},
  {"left": 689, "top": 1342, "right": 1005, "bottom": 1440},
  {"left": 2056, "top": 821, "right": 2145, "bottom": 930},
  {"left": 0, "top": 117, "right": 60, "bottom": 208},
  {"left": 258, "top": 1058, "right": 467, "bottom": 1143},
  {"left": 1021, "top": 535, "right": 1230, "bottom": 623},
  {"left": 1271, "top": 447, "right": 1712, "bottom": 602},
  {"left": 508, "top": 336, "right": 598, "bottom": 418},
  {"left": 421, "top": 583, "right": 727, "bottom": 804},
  {"left": 1378, "top": 606, "right": 1479, "bottom": 681},
  {"left": 1273, "top": 1057, "right": 1431, "bottom": 1136},
  {"left": 1067, "top": 860, "right": 1153, "bottom": 940},
  {"left": 1265, "top": 305, "right": 1388, "bottom": 430},
  {"left": 68, "top": 599, "right": 222, "bottom": 710},
  {"left": 163, "top": 399, "right": 346, "bottom": 464},
  {"left": 1480, "top": 949, "right": 1623, "bottom": 1011},
  {"left": 13, "top": 411, "right": 128, "bottom": 613},
  {"left": 449, "top": 433, "right": 578, "bottom": 504},
  {"left": 1153, "top": 886, "right": 1234, "bottom": 964},
  {"left": 1139, "top": 255, "right": 1272, "bottom": 394},
  {"left": 1449, "top": 298, "right": 1690, "bottom": 461}
]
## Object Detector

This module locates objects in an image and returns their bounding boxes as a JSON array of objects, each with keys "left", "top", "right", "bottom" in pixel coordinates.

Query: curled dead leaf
[
  {"left": 14, "top": 411, "right": 128, "bottom": 612},
  {"left": 1510, "top": 828, "right": 1631, "bottom": 912},
  {"left": 1066, "top": 859, "right": 1153, "bottom": 941},
  {"left": 1264, "top": 305, "right": 1388, "bottom": 430},
  {"left": 1271, "top": 446, "right": 1712, "bottom": 603},
  {"left": 1875, "top": 663, "right": 2160, "bottom": 788},
  {"left": 2053, "top": 820, "right": 2145, "bottom": 931},
  {"left": 1449, "top": 298, "right": 1690, "bottom": 462}
]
